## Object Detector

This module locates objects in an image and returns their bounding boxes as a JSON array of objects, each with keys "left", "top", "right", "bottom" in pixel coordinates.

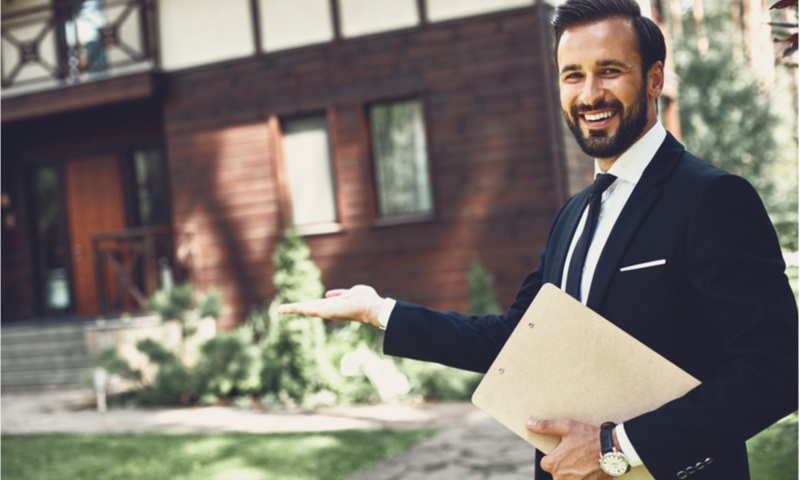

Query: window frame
[
  {"left": 273, "top": 110, "right": 344, "bottom": 236},
  {"left": 364, "top": 94, "right": 437, "bottom": 227}
]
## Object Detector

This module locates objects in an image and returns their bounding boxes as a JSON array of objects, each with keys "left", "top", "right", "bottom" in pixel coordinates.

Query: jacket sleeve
[
  {"left": 383, "top": 249, "right": 547, "bottom": 373},
  {"left": 624, "top": 175, "right": 798, "bottom": 478}
]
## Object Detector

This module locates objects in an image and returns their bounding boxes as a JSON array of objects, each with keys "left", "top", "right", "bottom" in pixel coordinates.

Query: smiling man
[{"left": 278, "top": 1, "right": 798, "bottom": 479}]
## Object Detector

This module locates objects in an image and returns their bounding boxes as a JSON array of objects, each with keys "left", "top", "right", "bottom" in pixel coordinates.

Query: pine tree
[
  {"left": 260, "top": 228, "right": 337, "bottom": 407},
  {"left": 467, "top": 256, "right": 503, "bottom": 316},
  {"left": 676, "top": 5, "right": 798, "bottom": 251}
]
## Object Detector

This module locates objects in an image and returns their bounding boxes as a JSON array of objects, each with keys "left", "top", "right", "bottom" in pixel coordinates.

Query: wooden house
[{"left": 1, "top": 0, "right": 675, "bottom": 388}]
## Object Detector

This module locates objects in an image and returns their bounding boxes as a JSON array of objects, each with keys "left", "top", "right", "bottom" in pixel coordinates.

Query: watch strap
[{"left": 600, "top": 421, "right": 617, "bottom": 454}]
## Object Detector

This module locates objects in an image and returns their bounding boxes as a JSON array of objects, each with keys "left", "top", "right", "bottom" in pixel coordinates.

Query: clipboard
[{"left": 471, "top": 283, "right": 701, "bottom": 479}]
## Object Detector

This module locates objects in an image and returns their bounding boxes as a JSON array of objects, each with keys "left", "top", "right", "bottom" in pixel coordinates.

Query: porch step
[{"left": 1, "top": 321, "right": 93, "bottom": 392}]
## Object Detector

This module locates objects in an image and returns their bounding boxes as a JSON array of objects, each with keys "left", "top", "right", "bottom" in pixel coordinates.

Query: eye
[{"left": 562, "top": 72, "right": 583, "bottom": 82}]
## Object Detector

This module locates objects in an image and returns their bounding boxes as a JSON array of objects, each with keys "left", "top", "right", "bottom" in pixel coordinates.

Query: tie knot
[{"left": 592, "top": 173, "right": 617, "bottom": 195}]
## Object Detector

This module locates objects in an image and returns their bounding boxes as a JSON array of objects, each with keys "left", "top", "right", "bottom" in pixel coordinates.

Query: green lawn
[
  {"left": 747, "top": 413, "right": 798, "bottom": 480},
  {"left": 2, "top": 417, "right": 796, "bottom": 480},
  {"left": 1, "top": 430, "right": 433, "bottom": 480}
]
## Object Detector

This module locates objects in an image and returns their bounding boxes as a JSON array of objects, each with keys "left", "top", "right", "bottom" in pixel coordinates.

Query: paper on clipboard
[{"left": 471, "top": 283, "right": 701, "bottom": 480}]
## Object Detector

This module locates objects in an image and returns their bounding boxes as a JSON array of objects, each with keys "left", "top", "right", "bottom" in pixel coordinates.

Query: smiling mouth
[{"left": 581, "top": 110, "right": 617, "bottom": 125}]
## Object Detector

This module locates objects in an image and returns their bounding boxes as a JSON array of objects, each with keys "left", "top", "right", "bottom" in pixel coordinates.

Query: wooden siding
[
  {"left": 164, "top": 8, "right": 566, "bottom": 327},
  {"left": 2, "top": 72, "right": 161, "bottom": 123}
]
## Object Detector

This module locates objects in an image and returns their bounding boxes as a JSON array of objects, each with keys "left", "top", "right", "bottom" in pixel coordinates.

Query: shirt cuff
[
  {"left": 615, "top": 423, "right": 644, "bottom": 467},
  {"left": 377, "top": 297, "right": 397, "bottom": 330}
]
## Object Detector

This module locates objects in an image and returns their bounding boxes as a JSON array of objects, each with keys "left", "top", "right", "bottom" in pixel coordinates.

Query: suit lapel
[{"left": 586, "top": 134, "right": 685, "bottom": 310}]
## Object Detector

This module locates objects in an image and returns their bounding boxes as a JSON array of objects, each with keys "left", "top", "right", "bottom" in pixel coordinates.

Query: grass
[
  {"left": 2, "top": 416, "right": 796, "bottom": 479},
  {"left": 747, "top": 413, "right": 798, "bottom": 480},
  {"left": 1, "top": 429, "right": 434, "bottom": 480}
]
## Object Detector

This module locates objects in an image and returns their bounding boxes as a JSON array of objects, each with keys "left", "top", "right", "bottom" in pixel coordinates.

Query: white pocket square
[{"left": 620, "top": 259, "right": 667, "bottom": 272}]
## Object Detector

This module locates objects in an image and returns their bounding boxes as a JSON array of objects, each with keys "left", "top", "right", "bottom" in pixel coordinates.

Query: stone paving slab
[{"left": 352, "top": 416, "right": 537, "bottom": 480}]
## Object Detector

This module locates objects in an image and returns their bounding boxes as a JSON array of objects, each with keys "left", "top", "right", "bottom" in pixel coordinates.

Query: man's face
[{"left": 557, "top": 17, "right": 659, "bottom": 161}]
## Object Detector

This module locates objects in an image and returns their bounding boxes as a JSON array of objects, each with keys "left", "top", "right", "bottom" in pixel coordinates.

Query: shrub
[
  {"left": 257, "top": 228, "right": 340, "bottom": 408},
  {"left": 467, "top": 256, "right": 503, "bottom": 316}
]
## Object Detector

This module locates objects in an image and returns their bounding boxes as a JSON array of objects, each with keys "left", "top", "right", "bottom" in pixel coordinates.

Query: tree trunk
[
  {"left": 731, "top": 0, "right": 744, "bottom": 62},
  {"left": 670, "top": 0, "right": 684, "bottom": 39},
  {"left": 693, "top": 0, "right": 709, "bottom": 56}
]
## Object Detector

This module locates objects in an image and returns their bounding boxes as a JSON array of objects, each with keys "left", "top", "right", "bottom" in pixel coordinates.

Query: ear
[{"left": 647, "top": 61, "right": 665, "bottom": 100}]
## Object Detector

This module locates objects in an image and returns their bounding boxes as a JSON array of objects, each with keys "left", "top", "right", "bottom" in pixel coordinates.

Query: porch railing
[
  {"left": 92, "top": 226, "right": 192, "bottom": 317},
  {"left": 1, "top": 0, "right": 157, "bottom": 91}
]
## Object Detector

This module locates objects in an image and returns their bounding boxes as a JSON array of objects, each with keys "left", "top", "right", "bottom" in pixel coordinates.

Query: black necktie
[{"left": 565, "top": 173, "right": 617, "bottom": 300}]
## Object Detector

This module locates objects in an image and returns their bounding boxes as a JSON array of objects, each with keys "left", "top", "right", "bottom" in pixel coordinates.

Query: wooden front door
[{"left": 65, "top": 155, "right": 126, "bottom": 316}]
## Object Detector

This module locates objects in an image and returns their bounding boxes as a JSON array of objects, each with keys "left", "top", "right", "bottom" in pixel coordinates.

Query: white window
[
  {"left": 338, "top": 0, "right": 419, "bottom": 38},
  {"left": 281, "top": 115, "right": 338, "bottom": 227},
  {"left": 369, "top": 99, "right": 433, "bottom": 218}
]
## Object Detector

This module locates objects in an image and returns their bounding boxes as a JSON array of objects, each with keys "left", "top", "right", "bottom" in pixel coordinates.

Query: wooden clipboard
[{"left": 471, "top": 283, "right": 701, "bottom": 479}]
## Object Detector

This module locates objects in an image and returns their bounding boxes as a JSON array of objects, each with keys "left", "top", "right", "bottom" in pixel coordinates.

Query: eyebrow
[{"left": 560, "top": 59, "right": 632, "bottom": 75}]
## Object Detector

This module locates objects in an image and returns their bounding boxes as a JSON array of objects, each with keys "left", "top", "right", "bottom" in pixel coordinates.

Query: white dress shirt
[
  {"left": 559, "top": 122, "right": 666, "bottom": 467},
  {"left": 379, "top": 122, "right": 669, "bottom": 468}
]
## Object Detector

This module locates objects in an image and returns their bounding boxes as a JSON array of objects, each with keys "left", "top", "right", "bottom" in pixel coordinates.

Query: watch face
[{"left": 600, "top": 452, "right": 630, "bottom": 476}]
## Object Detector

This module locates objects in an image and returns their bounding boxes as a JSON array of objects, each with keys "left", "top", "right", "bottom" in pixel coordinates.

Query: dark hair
[{"left": 551, "top": 0, "right": 666, "bottom": 74}]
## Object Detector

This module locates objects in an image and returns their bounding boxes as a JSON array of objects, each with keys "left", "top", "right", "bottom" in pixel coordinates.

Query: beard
[{"left": 564, "top": 84, "right": 649, "bottom": 159}]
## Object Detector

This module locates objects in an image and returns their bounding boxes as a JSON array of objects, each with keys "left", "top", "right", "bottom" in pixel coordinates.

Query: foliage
[
  {"left": 399, "top": 360, "right": 482, "bottom": 401},
  {"left": 92, "top": 283, "right": 257, "bottom": 406},
  {"left": 148, "top": 282, "right": 221, "bottom": 339},
  {"left": 675, "top": 7, "right": 798, "bottom": 251},
  {"left": 467, "top": 255, "right": 503, "bottom": 316},
  {"left": 196, "top": 328, "right": 261, "bottom": 399},
  {"left": 1, "top": 430, "right": 435, "bottom": 480},
  {"left": 148, "top": 283, "right": 195, "bottom": 322},
  {"left": 747, "top": 413, "right": 798, "bottom": 480},
  {"left": 94, "top": 347, "right": 142, "bottom": 385},
  {"left": 99, "top": 328, "right": 262, "bottom": 406},
  {"left": 257, "top": 227, "right": 340, "bottom": 408}
]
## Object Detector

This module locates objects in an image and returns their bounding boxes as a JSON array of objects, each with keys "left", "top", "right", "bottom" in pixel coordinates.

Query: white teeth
[{"left": 584, "top": 111, "right": 613, "bottom": 121}]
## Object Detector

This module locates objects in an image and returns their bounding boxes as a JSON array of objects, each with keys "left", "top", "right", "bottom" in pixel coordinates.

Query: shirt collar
[{"left": 593, "top": 121, "right": 667, "bottom": 186}]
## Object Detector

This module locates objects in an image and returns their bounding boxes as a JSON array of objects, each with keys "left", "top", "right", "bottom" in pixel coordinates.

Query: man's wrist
[{"left": 377, "top": 297, "right": 397, "bottom": 330}]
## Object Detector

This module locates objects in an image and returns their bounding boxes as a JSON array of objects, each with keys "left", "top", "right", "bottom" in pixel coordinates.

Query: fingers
[
  {"left": 276, "top": 300, "right": 321, "bottom": 315},
  {"left": 325, "top": 289, "right": 347, "bottom": 298},
  {"left": 526, "top": 418, "right": 574, "bottom": 436}
]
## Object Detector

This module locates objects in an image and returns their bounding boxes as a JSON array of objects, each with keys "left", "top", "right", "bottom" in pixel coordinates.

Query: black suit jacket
[{"left": 384, "top": 134, "right": 798, "bottom": 479}]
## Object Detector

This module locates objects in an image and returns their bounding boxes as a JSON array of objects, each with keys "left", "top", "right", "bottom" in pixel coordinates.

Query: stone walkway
[{"left": 2, "top": 389, "right": 537, "bottom": 479}]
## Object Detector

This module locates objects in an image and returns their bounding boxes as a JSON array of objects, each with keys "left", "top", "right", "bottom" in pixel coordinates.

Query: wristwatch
[{"left": 599, "top": 422, "right": 631, "bottom": 476}]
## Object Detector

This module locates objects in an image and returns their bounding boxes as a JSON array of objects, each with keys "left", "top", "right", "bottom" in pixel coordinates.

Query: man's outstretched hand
[{"left": 276, "top": 284, "right": 385, "bottom": 328}]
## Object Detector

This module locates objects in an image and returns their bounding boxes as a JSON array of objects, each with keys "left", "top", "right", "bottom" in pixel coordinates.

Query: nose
[{"left": 578, "top": 74, "right": 604, "bottom": 108}]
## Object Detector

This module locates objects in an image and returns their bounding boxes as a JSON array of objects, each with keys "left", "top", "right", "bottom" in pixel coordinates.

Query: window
[
  {"left": 32, "top": 166, "right": 72, "bottom": 313},
  {"left": 131, "top": 148, "right": 169, "bottom": 226},
  {"left": 64, "top": 0, "right": 109, "bottom": 79},
  {"left": 281, "top": 115, "right": 338, "bottom": 228},
  {"left": 369, "top": 99, "right": 433, "bottom": 218}
]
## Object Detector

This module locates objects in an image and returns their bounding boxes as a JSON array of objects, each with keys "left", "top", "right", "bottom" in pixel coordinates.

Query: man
[{"left": 278, "top": 0, "right": 798, "bottom": 478}]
